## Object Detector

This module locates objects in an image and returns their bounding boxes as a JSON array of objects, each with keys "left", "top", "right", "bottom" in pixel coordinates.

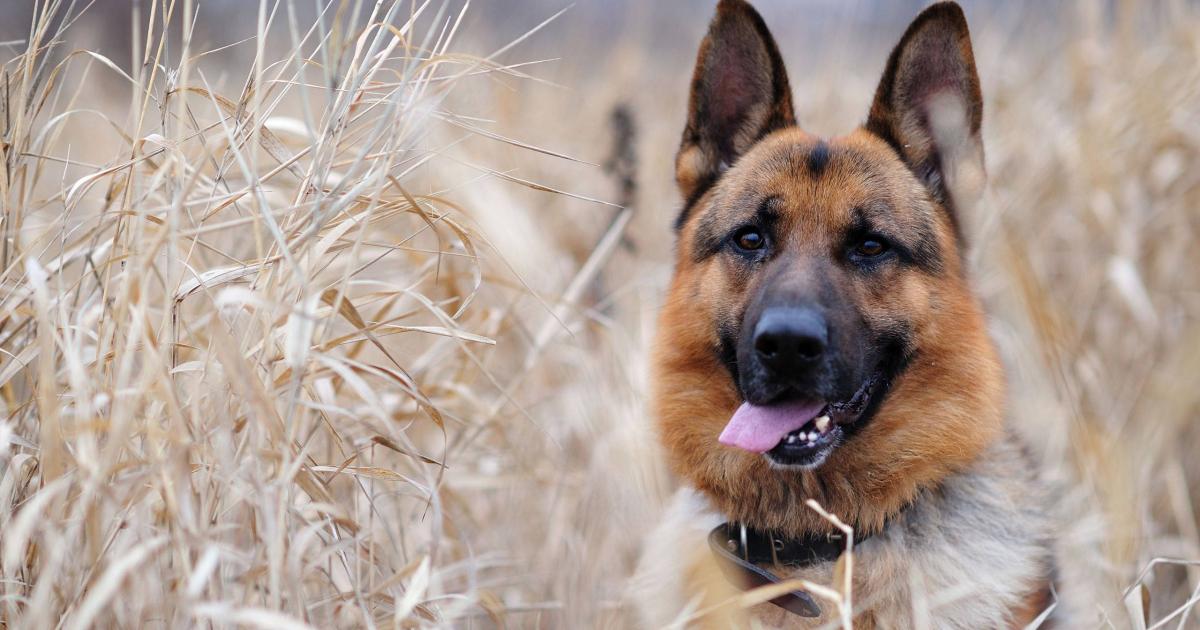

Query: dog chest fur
[{"left": 632, "top": 437, "right": 1056, "bottom": 628}]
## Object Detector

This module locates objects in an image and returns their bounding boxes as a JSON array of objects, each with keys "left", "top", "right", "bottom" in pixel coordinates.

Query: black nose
[{"left": 753, "top": 307, "right": 828, "bottom": 373}]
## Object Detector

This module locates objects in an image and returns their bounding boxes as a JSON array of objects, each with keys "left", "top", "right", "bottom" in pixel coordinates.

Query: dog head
[{"left": 653, "top": 0, "right": 1005, "bottom": 535}]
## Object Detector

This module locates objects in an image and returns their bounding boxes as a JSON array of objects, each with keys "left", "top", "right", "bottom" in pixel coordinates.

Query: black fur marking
[
  {"left": 807, "top": 140, "right": 831, "bottom": 176},
  {"left": 841, "top": 326, "right": 915, "bottom": 440},
  {"left": 675, "top": 171, "right": 717, "bottom": 231},
  {"left": 716, "top": 322, "right": 743, "bottom": 398}
]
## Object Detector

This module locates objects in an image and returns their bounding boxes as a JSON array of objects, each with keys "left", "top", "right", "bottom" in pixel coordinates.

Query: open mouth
[{"left": 719, "top": 373, "right": 882, "bottom": 469}]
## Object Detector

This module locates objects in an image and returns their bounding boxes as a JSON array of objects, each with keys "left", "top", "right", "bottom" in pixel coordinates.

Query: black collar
[{"left": 708, "top": 522, "right": 870, "bottom": 617}]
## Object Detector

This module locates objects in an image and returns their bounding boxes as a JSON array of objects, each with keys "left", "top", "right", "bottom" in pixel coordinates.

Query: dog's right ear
[
  {"left": 865, "top": 2, "right": 985, "bottom": 221},
  {"left": 676, "top": 0, "right": 795, "bottom": 220}
]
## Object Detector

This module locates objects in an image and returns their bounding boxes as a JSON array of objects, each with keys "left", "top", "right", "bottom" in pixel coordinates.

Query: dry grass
[{"left": 0, "top": 0, "right": 1196, "bottom": 628}]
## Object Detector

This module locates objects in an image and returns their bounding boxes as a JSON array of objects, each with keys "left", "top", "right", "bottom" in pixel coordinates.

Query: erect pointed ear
[
  {"left": 676, "top": 0, "right": 795, "bottom": 213},
  {"left": 866, "top": 2, "right": 985, "bottom": 221}
]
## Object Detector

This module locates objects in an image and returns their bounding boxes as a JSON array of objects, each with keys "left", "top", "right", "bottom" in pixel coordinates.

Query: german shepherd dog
[{"left": 636, "top": 1, "right": 1061, "bottom": 627}]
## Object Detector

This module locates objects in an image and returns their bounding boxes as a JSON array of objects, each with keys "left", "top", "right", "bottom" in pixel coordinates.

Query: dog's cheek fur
[{"left": 651, "top": 249, "right": 744, "bottom": 482}]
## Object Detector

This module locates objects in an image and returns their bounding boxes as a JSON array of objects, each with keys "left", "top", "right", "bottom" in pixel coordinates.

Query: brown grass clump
[{"left": 0, "top": 0, "right": 1197, "bottom": 628}]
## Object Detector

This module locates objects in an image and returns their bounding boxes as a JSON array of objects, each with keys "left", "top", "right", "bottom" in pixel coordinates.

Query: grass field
[{"left": 0, "top": 0, "right": 1197, "bottom": 627}]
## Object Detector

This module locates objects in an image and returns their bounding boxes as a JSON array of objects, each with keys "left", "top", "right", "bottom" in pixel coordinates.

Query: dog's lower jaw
[
  {"left": 765, "top": 453, "right": 829, "bottom": 471},
  {"left": 764, "top": 441, "right": 836, "bottom": 470},
  {"left": 632, "top": 434, "right": 1066, "bottom": 629}
]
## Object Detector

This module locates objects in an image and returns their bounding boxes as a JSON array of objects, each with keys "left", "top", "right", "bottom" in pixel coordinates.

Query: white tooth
[
  {"left": 815, "top": 416, "right": 831, "bottom": 433},
  {"left": 807, "top": 432, "right": 817, "bottom": 442},
  {"left": 787, "top": 435, "right": 798, "bottom": 444}
]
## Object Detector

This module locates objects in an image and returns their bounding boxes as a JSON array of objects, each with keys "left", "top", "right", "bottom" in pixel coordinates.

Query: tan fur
[{"left": 637, "top": 1, "right": 1062, "bottom": 627}]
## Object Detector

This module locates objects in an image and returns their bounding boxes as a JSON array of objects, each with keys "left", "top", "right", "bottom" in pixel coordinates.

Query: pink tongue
[{"left": 718, "top": 400, "right": 826, "bottom": 453}]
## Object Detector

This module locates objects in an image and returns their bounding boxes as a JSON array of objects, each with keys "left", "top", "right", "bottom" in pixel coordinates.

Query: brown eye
[
  {"left": 856, "top": 238, "right": 887, "bottom": 257},
  {"left": 734, "top": 228, "right": 765, "bottom": 251}
]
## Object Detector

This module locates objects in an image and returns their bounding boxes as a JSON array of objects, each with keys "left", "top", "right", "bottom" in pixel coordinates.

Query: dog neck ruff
[{"left": 707, "top": 521, "right": 871, "bottom": 617}]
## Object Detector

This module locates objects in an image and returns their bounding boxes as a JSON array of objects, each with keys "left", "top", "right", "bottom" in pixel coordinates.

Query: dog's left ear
[
  {"left": 866, "top": 2, "right": 985, "bottom": 214},
  {"left": 676, "top": 0, "right": 795, "bottom": 212}
]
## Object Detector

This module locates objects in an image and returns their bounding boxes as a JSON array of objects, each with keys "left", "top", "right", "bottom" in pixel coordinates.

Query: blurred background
[{"left": 0, "top": 0, "right": 1196, "bottom": 627}]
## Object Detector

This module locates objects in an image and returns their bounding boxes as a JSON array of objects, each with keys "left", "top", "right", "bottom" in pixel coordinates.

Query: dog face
[
  {"left": 696, "top": 131, "right": 943, "bottom": 470},
  {"left": 653, "top": 0, "right": 1005, "bottom": 535}
]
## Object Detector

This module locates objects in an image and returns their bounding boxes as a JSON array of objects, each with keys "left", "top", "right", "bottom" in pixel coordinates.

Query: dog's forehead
[
  {"left": 713, "top": 128, "right": 920, "bottom": 228},
  {"left": 739, "top": 129, "right": 907, "bottom": 205}
]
